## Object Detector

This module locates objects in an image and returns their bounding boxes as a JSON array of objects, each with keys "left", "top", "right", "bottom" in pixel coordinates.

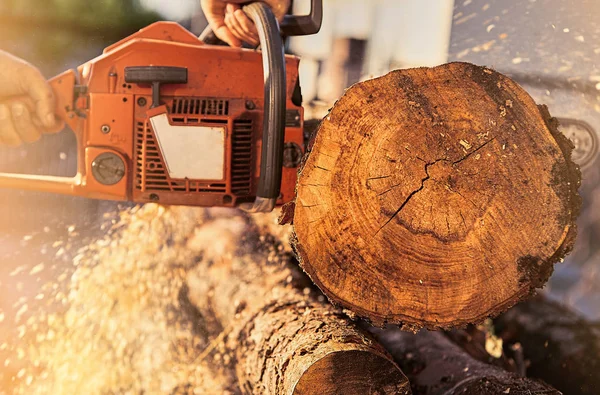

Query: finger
[
  {"left": 224, "top": 12, "right": 249, "bottom": 44},
  {"left": 201, "top": 0, "right": 242, "bottom": 47},
  {"left": 226, "top": 3, "right": 240, "bottom": 13},
  {"left": 224, "top": 5, "right": 256, "bottom": 45},
  {"left": 0, "top": 104, "right": 23, "bottom": 146},
  {"left": 234, "top": 9, "right": 259, "bottom": 45},
  {"left": 21, "top": 68, "right": 58, "bottom": 129},
  {"left": 228, "top": 6, "right": 259, "bottom": 45},
  {"left": 11, "top": 102, "right": 42, "bottom": 143},
  {"left": 226, "top": 12, "right": 257, "bottom": 46},
  {"left": 215, "top": 25, "right": 242, "bottom": 47}
]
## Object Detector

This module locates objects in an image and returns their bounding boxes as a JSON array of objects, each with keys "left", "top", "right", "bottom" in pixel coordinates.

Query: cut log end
[
  {"left": 292, "top": 62, "right": 581, "bottom": 329},
  {"left": 293, "top": 350, "right": 411, "bottom": 395}
]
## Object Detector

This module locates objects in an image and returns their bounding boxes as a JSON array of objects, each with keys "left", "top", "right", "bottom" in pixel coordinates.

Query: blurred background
[{"left": 0, "top": 0, "right": 599, "bottom": 390}]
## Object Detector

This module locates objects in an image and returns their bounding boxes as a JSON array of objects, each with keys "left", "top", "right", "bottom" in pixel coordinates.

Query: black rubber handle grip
[{"left": 124, "top": 66, "right": 188, "bottom": 84}]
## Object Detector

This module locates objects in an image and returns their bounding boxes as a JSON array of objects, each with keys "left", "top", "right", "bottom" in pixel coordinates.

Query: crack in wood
[
  {"left": 375, "top": 138, "right": 498, "bottom": 235},
  {"left": 375, "top": 159, "right": 443, "bottom": 235},
  {"left": 374, "top": 136, "right": 494, "bottom": 236}
]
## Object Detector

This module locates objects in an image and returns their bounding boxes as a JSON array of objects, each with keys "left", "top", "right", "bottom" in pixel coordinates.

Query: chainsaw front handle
[
  {"left": 200, "top": 1, "right": 322, "bottom": 212},
  {"left": 202, "top": 2, "right": 286, "bottom": 212},
  {"left": 240, "top": 2, "right": 286, "bottom": 212},
  {"left": 0, "top": 70, "right": 87, "bottom": 196}
]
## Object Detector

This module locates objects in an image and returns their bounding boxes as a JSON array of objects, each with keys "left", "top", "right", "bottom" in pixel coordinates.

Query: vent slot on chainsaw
[
  {"left": 135, "top": 120, "right": 169, "bottom": 191},
  {"left": 171, "top": 98, "right": 229, "bottom": 116},
  {"left": 231, "top": 119, "right": 254, "bottom": 196}
]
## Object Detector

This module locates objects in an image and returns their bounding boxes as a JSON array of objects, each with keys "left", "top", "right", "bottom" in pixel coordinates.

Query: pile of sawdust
[{"left": 13, "top": 204, "right": 240, "bottom": 394}]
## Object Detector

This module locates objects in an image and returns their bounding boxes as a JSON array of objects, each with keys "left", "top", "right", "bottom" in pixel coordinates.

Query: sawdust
[{"left": 11, "top": 204, "right": 237, "bottom": 395}]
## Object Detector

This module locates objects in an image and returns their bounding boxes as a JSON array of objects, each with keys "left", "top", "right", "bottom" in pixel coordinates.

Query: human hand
[
  {"left": 0, "top": 50, "right": 62, "bottom": 146},
  {"left": 201, "top": 0, "right": 290, "bottom": 47}
]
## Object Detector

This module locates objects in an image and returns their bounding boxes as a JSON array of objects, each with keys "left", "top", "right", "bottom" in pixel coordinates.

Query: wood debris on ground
[{"left": 12, "top": 205, "right": 234, "bottom": 394}]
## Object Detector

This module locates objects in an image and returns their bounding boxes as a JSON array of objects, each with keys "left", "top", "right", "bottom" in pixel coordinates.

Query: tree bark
[
  {"left": 287, "top": 61, "right": 581, "bottom": 329},
  {"left": 186, "top": 214, "right": 410, "bottom": 395},
  {"left": 370, "top": 327, "right": 560, "bottom": 395},
  {"left": 495, "top": 296, "right": 600, "bottom": 395}
]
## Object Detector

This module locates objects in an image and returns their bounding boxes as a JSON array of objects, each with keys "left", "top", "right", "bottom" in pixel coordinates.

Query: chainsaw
[{"left": 0, "top": 1, "right": 322, "bottom": 213}]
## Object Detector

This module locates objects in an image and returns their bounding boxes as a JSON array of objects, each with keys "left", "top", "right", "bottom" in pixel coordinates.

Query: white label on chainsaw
[{"left": 150, "top": 113, "right": 225, "bottom": 180}]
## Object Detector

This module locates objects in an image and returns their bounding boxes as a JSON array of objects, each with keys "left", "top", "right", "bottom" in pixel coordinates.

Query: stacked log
[
  {"left": 495, "top": 296, "right": 600, "bottom": 395},
  {"left": 186, "top": 214, "right": 410, "bottom": 394},
  {"left": 370, "top": 327, "right": 560, "bottom": 395},
  {"left": 13, "top": 206, "right": 586, "bottom": 394}
]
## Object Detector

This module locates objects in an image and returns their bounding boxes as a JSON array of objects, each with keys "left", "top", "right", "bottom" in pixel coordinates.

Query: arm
[
  {"left": 201, "top": 0, "right": 290, "bottom": 47},
  {"left": 0, "top": 50, "right": 62, "bottom": 146}
]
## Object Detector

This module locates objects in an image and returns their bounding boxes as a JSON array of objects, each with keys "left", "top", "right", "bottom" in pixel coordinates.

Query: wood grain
[{"left": 289, "top": 62, "right": 581, "bottom": 329}]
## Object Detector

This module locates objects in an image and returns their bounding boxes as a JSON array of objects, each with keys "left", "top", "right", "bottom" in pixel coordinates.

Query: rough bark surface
[
  {"left": 289, "top": 61, "right": 581, "bottom": 329},
  {"left": 370, "top": 327, "right": 560, "bottom": 395},
  {"left": 187, "top": 214, "right": 410, "bottom": 395},
  {"left": 495, "top": 296, "right": 600, "bottom": 395}
]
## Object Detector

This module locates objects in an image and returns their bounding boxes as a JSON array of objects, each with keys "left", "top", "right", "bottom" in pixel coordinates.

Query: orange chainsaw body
[{"left": 1, "top": 22, "right": 304, "bottom": 208}]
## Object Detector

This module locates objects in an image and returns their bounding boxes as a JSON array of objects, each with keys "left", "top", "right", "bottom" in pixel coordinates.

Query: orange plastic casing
[{"left": 0, "top": 22, "right": 304, "bottom": 208}]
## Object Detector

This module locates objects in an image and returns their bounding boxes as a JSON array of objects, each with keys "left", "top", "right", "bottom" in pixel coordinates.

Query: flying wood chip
[{"left": 287, "top": 62, "right": 581, "bottom": 329}]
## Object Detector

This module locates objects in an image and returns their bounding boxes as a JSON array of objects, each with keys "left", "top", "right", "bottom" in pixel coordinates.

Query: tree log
[
  {"left": 370, "top": 327, "right": 560, "bottom": 395},
  {"left": 445, "top": 326, "right": 521, "bottom": 374},
  {"left": 288, "top": 62, "right": 581, "bottom": 329},
  {"left": 495, "top": 296, "right": 600, "bottom": 395},
  {"left": 187, "top": 214, "right": 410, "bottom": 395}
]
